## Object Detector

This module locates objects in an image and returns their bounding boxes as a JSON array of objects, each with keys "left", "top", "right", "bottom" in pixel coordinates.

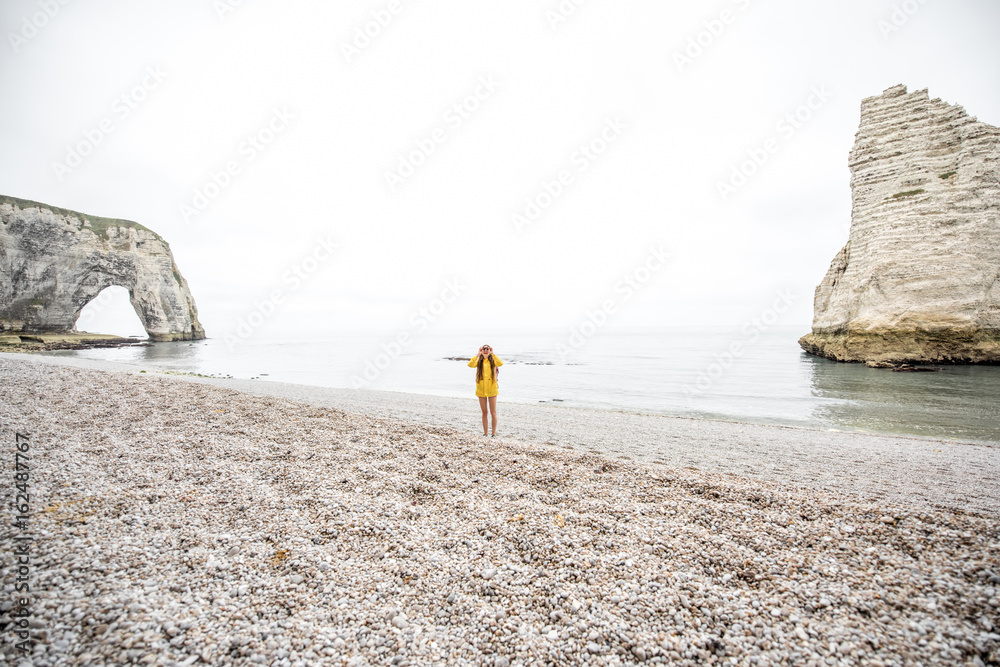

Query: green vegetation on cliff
[
  {"left": 889, "top": 189, "right": 925, "bottom": 199},
  {"left": 0, "top": 195, "right": 163, "bottom": 242}
]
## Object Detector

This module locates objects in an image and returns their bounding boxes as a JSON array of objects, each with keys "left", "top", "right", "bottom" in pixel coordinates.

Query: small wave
[{"left": 443, "top": 356, "right": 553, "bottom": 365}]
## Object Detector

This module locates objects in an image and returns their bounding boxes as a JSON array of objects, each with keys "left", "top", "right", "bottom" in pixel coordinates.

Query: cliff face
[
  {"left": 0, "top": 196, "right": 205, "bottom": 342},
  {"left": 800, "top": 85, "right": 1000, "bottom": 364}
]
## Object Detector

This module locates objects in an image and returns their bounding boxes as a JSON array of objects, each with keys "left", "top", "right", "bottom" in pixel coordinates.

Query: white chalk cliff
[
  {"left": 800, "top": 85, "right": 1000, "bottom": 364},
  {"left": 0, "top": 196, "right": 205, "bottom": 341}
]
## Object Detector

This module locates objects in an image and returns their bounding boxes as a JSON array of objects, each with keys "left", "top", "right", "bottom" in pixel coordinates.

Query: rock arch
[
  {"left": 75, "top": 285, "right": 147, "bottom": 338},
  {"left": 0, "top": 196, "right": 205, "bottom": 342}
]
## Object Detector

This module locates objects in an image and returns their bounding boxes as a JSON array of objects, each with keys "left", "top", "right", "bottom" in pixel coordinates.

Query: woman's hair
[{"left": 476, "top": 345, "right": 497, "bottom": 383}]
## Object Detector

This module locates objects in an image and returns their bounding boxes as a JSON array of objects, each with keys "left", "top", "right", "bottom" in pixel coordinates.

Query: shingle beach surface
[{"left": 1, "top": 357, "right": 998, "bottom": 666}]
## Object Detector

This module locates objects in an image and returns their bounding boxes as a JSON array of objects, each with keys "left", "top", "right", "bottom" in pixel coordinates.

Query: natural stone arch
[
  {"left": 75, "top": 285, "right": 147, "bottom": 338},
  {"left": 0, "top": 196, "right": 205, "bottom": 342}
]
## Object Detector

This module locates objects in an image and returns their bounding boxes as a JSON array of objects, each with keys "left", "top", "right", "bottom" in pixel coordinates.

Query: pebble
[{"left": 1, "top": 358, "right": 998, "bottom": 666}]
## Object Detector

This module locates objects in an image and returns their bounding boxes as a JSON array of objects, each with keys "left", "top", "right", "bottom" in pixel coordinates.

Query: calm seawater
[{"left": 45, "top": 327, "right": 1000, "bottom": 444}]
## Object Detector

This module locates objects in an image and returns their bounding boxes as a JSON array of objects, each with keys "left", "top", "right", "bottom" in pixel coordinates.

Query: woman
[{"left": 468, "top": 344, "right": 503, "bottom": 437}]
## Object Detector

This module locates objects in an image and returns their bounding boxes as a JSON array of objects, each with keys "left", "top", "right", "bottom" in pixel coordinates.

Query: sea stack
[
  {"left": 800, "top": 85, "right": 1000, "bottom": 365},
  {"left": 0, "top": 195, "right": 205, "bottom": 342}
]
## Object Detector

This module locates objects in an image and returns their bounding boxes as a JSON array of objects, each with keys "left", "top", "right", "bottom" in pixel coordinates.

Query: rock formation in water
[
  {"left": 0, "top": 195, "right": 205, "bottom": 342},
  {"left": 800, "top": 85, "right": 1000, "bottom": 364}
]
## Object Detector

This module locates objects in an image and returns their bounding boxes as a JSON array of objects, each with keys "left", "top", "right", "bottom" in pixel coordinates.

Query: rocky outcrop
[
  {"left": 800, "top": 85, "right": 1000, "bottom": 364},
  {"left": 0, "top": 195, "right": 205, "bottom": 342}
]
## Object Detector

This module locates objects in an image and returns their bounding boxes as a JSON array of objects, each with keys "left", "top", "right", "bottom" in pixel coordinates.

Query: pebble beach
[{"left": 2, "top": 356, "right": 999, "bottom": 666}]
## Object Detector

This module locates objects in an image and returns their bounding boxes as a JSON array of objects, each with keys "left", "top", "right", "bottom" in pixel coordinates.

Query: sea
[{"left": 44, "top": 326, "right": 1000, "bottom": 444}]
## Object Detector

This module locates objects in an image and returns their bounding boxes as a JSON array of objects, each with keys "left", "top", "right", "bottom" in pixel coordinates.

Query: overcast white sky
[{"left": 2, "top": 0, "right": 998, "bottom": 339}]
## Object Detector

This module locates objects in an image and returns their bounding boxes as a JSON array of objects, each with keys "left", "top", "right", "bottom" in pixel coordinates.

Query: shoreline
[
  {"left": 1, "top": 355, "right": 999, "bottom": 666},
  {"left": 0, "top": 332, "right": 147, "bottom": 352},
  {"left": 4, "top": 351, "right": 1000, "bottom": 517},
  {"left": 8, "top": 348, "right": 1000, "bottom": 446}
]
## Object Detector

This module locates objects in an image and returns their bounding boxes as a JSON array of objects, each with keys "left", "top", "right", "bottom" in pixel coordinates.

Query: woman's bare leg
[
  {"left": 488, "top": 395, "right": 498, "bottom": 435},
  {"left": 479, "top": 396, "right": 489, "bottom": 435}
]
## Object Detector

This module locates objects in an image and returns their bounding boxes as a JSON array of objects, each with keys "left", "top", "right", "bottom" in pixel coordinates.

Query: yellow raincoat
[{"left": 468, "top": 354, "right": 503, "bottom": 397}]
